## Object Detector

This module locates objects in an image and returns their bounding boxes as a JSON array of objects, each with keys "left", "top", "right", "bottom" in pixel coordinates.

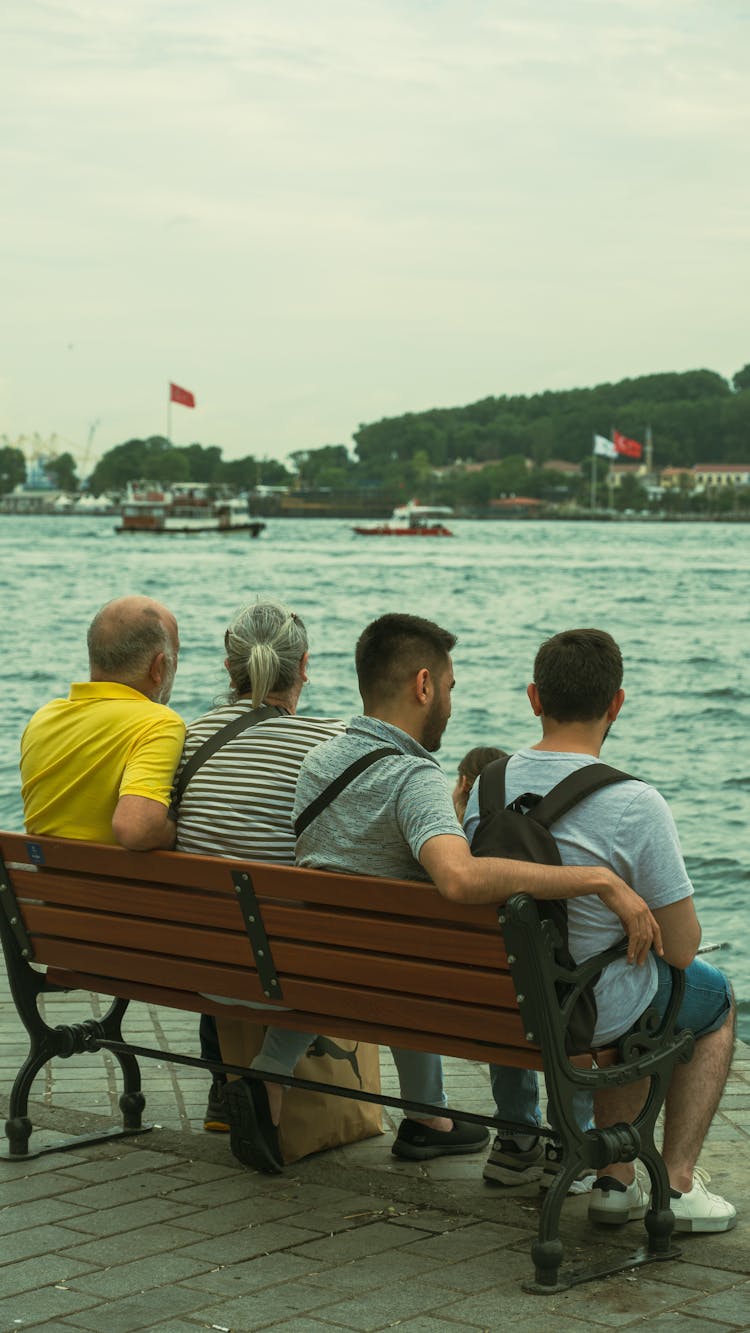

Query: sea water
[{"left": 1, "top": 514, "right": 748, "bottom": 1036}]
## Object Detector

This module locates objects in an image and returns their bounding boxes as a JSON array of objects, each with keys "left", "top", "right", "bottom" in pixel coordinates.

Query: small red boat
[{"left": 353, "top": 500, "right": 454, "bottom": 537}]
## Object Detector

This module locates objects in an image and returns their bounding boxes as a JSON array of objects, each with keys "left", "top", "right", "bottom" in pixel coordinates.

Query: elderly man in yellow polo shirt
[{"left": 20, "top": 594, "right": 184, "bottom": 851}]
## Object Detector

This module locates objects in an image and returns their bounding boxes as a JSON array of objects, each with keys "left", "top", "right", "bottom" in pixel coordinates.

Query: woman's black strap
[
  {"left": 169, "top": 704, "right": 282, "bottom": 819},
  {"left": 294, "top": 747, "right": 400, "bottom": 838}
]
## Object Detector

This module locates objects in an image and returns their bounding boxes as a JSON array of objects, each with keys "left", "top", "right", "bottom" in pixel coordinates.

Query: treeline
[
  {"left": 352, "top": 366, "right": 750, "bottom": 475},
  {"left": 86, "top": 438, "right": 292, "bottom": 494},
  {"left": 3, "top": 364, "right": 749, "bottom": 501}
]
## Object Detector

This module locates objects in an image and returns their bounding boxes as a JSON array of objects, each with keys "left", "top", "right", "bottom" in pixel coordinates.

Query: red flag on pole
[
  {"left": 612, "top": 429, "right": 642, "bottom": 459},
  {"left": 169, "top": 382, "right": 196, "bottom": 409}
]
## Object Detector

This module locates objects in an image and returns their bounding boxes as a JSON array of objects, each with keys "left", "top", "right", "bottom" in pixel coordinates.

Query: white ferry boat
[{"left": 115, "top": 483, "right": 266, "bottom": 536}]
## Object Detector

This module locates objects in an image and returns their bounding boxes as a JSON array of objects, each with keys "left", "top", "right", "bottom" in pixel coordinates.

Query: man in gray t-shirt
[
  {"left": 464, "top": 627, "right": 735, "bottom": 1235},
  {"left": 288, "top": 614, "right": 660, "bottom": 1173}
]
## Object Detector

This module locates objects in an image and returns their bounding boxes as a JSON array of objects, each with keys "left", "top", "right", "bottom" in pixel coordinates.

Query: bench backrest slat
[
  {"left": 45, "top": 966, "right": 545, "bottom": 1067},
  {"left": 2, "top": 833, "right": 500, "bottom": 925},
  {"left": 23, "top": 903, "right": 515, "bottom": 1007}
]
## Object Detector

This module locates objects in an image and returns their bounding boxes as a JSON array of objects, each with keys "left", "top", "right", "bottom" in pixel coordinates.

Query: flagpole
[
  {"left": 591, "top": 434, "right": 596, "bottom": 511},
  {"left": 167, "top": 385, "right": 172, "bottom": 443}
]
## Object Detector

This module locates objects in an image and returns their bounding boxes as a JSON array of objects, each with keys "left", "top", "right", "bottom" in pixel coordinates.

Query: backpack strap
[
  {"left": 294, "top": 747, "right": 401, "bottom": 839},
  {"left": 530, "top": 764, "right": 637, "bottom": 829},
  {"left": 476, "top": 755, "right": 636, "bottom": 830},
  {"left": 477, "top": 754, "right": 511, "bottom": 819},
  {"left": 169, "top": 704, "right": 283, "bottom": 818}
]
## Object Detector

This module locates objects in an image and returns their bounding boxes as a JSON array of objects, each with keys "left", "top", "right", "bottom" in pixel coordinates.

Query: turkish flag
[
  {"left": 170, "top": 382, "right": 196, "bottom": 408},
  {"left": 613, "top": 429, "right": 642, "bottom": 459}
]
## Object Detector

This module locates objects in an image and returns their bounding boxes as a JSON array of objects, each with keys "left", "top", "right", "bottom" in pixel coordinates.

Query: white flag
[{"left": 593, "top": 435, "right": 616, "bottom": 459}]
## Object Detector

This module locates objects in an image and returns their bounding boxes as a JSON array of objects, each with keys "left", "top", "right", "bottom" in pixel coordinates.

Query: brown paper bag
[{"left": 217, "top": 1016, "right": 384, "bottom": 1164}]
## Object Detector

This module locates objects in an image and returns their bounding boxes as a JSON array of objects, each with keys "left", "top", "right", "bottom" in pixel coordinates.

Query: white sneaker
[
  {"left": 588, "top": 1164, "right": 650, "bottom": 1225},
  {"left": 670, "top": 1167, "right": 737, "bottom": 1233}
]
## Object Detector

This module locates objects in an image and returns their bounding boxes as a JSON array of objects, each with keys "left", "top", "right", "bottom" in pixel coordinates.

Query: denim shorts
[{"left": 647, "top": 954, "right": 733, "bottom": 1039}]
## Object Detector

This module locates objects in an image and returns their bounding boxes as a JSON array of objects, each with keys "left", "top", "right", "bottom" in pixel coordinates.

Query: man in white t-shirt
[{"left": 465, "top": 627, "right": 735, "bottom": 1233}]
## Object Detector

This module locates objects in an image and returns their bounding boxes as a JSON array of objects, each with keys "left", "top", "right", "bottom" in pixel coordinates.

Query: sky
[{"left": 2, "top": 0, "right": 749, "bottom": 474}]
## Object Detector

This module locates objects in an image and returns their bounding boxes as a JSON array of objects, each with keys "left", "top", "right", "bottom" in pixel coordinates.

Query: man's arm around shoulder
[{"left": 419, "top": 833, "right": 663, "bottom": 966}]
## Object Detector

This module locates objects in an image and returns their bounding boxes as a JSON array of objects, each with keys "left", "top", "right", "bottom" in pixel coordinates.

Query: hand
[{"left": 598, "top": 875, "right": 664, "bottom": 966}]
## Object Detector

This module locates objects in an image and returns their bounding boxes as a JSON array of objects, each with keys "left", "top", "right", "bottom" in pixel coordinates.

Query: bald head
[{"left": 87, "top": 596, "right": 179, "bottom": 702}]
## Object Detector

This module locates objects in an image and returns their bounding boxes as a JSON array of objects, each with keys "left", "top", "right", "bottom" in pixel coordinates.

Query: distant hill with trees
[{"left": 70, "top": 363, "right": 750, "bottom": 508}]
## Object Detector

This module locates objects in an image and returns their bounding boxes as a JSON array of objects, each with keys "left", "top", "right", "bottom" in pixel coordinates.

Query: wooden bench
[{"left": 0, "top": 830, "right": 694, "bottom": 1294}]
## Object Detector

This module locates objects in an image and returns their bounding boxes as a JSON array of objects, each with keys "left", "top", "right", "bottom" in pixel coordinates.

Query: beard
[
  {"left": 421, "top": 695, "right": 450, "bottom": 753},
  {"left": 154, "top": 658, "right": 176, "bottom": 705}
]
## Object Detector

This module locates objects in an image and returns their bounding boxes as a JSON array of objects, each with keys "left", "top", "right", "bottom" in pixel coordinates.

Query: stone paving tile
[
  {"left": 287, "top": 1218, "right": 429, "bottom": 1264},
  {"left": 373, "top": 1319, "right": 488, "bottom": 1332},
  {"left": 52, "top": 1195, "right": 203, "bottom": 1238},
  {"left": 65, "top": 1251, "right": 217, "bottom": 1300},
  {"left": 399, "top": 1218, "right": 531, "bottom": 1264},
  {"left": 168, "top": 1193, "right": 326, "bottom": 1236},
  {"left": 0, "top": 1285, "right": 102, "bottom": 1328},
  {"left": 301, "top": 1246, "right": 445, "bottom": 1293},
  {"left": 58, "top": 1220, "right": 211, "bottom": 1266},
  {"left": 0, "top": 1170, "right": 97, "bottom": 1207},
  {"left": 280, "top": 1272, "right": 485, "bottom": 1331},
  {"left": 0, "top": 1252, "right": 99, "bottom": 1299},
  {"left": 677, "top": 1282, "right": 750, "bottom": 1327},
  {"left": 386, "top": 1206, "right": 477, "bottom": 1233},
  {"left": 62, "top": 1283, "right": 213, "bottom": 1332},
  {"left": 0, "top": 1196, "right": 93, "bottom": 1235},
  {"left": 644, "top": 1260, "right": 750, "bottom": 1294},
  {"left": 52, "top": 1169, "right": 193, "bottom": 1211},
  {"left": 177, "top": 1220, "right": 325, "bottom": 1266},
  {"left": 178, "top": 1250, "right": 324, "bottom": 1297},
  {"left": 535, "top": 1272, "right": 722, "bottom": 1327},
  {"left": 51, "top": 1148, "right": 190, "bottom": 1181},
  {"left": 427, "top": 1245, "right": 531, "bottom": 1291},
  {"left": 281, "top": 1193, "right": 412, "bottom": 1236},
  {"left": 160, "top": 1171, "right": 280, "bottom": 1209},
  {"left": 638, "top": 1318, "right": 745, "bottom": 1332},
  {"left": 0, "top": 1150, "right": 90, "bottom": 1177},
  {"left": 0, "top": 1223, "right": 97, "bottom": 1265},
  {"left": 190, "top": 1278, "right": 352, "bottom": 1330}
]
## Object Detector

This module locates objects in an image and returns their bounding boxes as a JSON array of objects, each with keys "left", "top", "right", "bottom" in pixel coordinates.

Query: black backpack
[{"left": 471, "top": 754, "right": 636, "bottom": 1053}]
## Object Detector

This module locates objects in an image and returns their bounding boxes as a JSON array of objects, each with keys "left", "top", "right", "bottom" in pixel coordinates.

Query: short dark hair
[
  {"left": 458, "top": 745, "right": 507, "bottom": 786},
  {"left": 533, "top": 628, "right": 623, "bottom": 722},
  {"left": 355, "top": 613, "right": 456, "bottom": 707}
]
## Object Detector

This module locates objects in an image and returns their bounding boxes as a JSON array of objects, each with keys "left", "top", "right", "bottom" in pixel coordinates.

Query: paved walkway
[{"left": 1, "top": 966, "right": 749, "bottom": 1332}]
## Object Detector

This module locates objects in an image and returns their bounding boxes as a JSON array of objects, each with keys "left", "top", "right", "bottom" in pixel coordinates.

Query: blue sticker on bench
[{"left": 26, "top": 843, "right": 45, "bottom": 865}]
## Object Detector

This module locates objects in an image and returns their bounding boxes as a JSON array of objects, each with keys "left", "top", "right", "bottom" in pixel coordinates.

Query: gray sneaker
[
  {"left": 482, "top": 1135, "right": 544, "bottom": 1185},
  {"left": 541, "top": 1142, "right": 596, "bottom": 1195}
]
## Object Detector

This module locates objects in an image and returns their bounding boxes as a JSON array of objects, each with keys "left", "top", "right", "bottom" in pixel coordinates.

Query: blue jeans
[
  {"left": 489, "top": 1065, "right": 593, "bottom": 1134},
  {"left": 642, "top": 954, "right": 732, "bottom": 1038},
  {"left": 252, "top": 1027, "right": 448, "bottom": 1113}
]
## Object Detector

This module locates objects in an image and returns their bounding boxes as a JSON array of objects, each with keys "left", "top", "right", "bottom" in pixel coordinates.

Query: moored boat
[
  {"left": 114, "top": 483, "right": 266, "bottom": 536},
  {"left": 352, "top": 500, "right": 454, "bottom": 537}
]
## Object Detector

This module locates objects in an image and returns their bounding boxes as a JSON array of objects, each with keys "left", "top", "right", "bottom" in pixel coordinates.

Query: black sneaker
[
  {"left": 482, "top": 1135, "right": 544, "bottom": 1185},
  {"left": 225, "top": 1078, "right": 283, "bottom": 1174},
  {"left": 203, "top": 1078, "right": 230, "bottom": 1133},
  {"left": 391, "top": 1119, "right": 490, "bottom": 1160}
]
